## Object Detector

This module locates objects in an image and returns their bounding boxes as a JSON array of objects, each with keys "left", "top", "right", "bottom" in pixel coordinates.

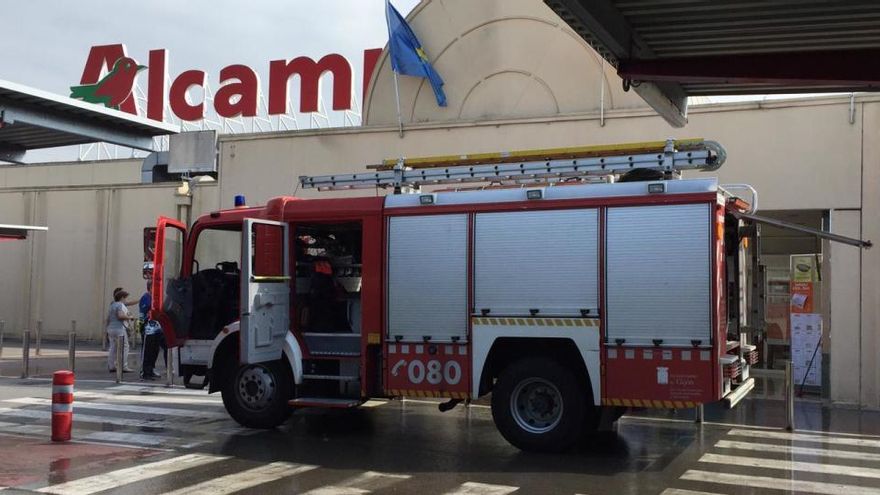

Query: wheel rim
[
  {"left": 510, "top": 377, "right": 563, "bottom": 434},
  {"left": 236, "top": 364, "right": 276, "bottom": 411}
]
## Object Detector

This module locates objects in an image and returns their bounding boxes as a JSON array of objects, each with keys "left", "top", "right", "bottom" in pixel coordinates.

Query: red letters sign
[{"left": 76, "top": 44, "right": 383, "bottom": 122}]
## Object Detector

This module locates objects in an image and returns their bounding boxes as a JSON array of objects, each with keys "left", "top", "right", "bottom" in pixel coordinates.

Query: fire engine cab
[{"left": 150, "top": 139, "right": 870, "bottom": 452}]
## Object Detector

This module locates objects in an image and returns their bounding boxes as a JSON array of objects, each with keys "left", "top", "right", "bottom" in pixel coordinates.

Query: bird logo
[{"left": 69, "top": 57, "right": 146, "bottom": 110}]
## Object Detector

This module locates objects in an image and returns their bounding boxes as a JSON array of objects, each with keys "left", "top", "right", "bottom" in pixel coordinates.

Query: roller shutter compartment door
[
  {"left": 474, "top": 209, "right": 599, "bottom": 317},
  {"left": 605, "top": 203, "right": 712, "bottom": 347},
  {"left": 387, "top": 214, "right": 468, "bottom": 342}
]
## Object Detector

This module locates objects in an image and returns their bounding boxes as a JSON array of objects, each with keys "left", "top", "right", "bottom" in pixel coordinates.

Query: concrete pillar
[
  {"left": 828, "top": 209, "right": 862, "bottom": 406},
  {"left": 22, "top": 191, "right": 47, "bottom": 336},
  {"left": 861, "top": 102, "right": 880, "bottom": 409},
  {"left": 93, "top": 189, "right": 112, "bottom": 342}
]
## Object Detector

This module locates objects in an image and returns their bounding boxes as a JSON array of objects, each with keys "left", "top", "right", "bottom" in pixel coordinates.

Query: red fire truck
[{"left": 150, "top": 139, "right": 870, "bottom": 452}]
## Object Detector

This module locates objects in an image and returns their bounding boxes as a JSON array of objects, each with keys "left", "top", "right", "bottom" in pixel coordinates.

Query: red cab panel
[
  {"left": 603, "top": 346, "right": 716, "bottom": 407},
  {"left": 384, "top": 342, "right": 470, "bottom": 399}
]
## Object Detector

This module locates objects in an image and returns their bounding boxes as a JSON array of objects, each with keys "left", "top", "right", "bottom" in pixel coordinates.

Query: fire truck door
[
  {"left": 150, "top": 216, "right": 188, "bottom": 347},
  {"left": 240, "top": 219, "right": 290, "bottom": 364}
]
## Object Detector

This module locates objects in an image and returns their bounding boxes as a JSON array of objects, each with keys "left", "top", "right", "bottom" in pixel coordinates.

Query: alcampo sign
[{"left": 72, "top": 44, "right": 382, "bottom": 122}]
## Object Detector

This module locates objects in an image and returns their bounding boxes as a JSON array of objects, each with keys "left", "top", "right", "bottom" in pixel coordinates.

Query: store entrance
[{"left": 752, "top": 210, "right": 827, "bottom": 400}]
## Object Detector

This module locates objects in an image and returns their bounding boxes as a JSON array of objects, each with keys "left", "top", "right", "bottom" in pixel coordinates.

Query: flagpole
[
  {"left": 392, "top": 70, "right": 403, "bottom": 138},
  {"left": 385, "top": 0, "right": 404, "bottom": 138}
]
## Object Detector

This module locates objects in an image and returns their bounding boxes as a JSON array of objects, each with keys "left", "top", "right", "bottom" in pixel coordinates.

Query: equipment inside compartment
[{"left": 295, "top": 222, "right": 363, "bottom": 334}]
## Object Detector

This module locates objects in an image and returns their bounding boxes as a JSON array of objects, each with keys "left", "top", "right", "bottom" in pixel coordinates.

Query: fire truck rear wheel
[
  {"left": 221, "top": 360, "right": 292, "bottom": 429},
  {"left": 491, "top": 357, "right": 585, "bottom": 452}
]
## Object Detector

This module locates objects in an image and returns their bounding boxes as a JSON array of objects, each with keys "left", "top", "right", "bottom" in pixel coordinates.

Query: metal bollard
[
  {"left": 785, "top": 360, "right": 795, "bottom": 431},
  {"left": 695, "top": 404, "right": 704, "bottom": 424},
  {"left": 69, "top": 320, "right": 77, "bottom": 371},
  {"left": 0, "top": 319, "right": 5, "bottom": 359},
  {"left": 21, "top": 330, "right": 31, "bottom": 378},
  {"left": 165, "top": 347, "right": 174, "bottom": 387},
  {"left": 68, "top": 332, "right": 76, "bottom": 372},
  {"left": 115, "top": 335, "right": 124, "bottom": 383},
  {"left": 36, "top": 320, "right": 43, "bottom": 356}
]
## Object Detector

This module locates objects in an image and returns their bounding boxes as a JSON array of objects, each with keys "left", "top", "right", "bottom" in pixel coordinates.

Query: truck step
[
  {"left": 303, "top": 333, "right": 361, "bottom": 356},
  {"left": 303, "top": 374, "right": 359, "bottom": 382},
  {"left": 289, "top": 397, "right": 363, "bottom": 409}
]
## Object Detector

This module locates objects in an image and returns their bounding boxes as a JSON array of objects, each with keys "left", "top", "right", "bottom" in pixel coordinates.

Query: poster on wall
[
  {"left": 791, "top": 313, "right": 822, "bottom": 387},
  {"left": 790, "top": 254, "right": 822, "bottom": 388},
  {"left": 790, "top": 254, "right": 817, "bottom": 313}
]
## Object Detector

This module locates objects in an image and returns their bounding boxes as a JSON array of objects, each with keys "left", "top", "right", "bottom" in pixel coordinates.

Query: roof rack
[{"left": 299, "top": 138, "right": 727, "bottom": 192}]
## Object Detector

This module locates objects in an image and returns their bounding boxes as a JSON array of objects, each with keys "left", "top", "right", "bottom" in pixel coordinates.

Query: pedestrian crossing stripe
[
  {"left": 728, "top": 428, "right": 880, "bottom": 449},
  {"left": 75, "top": 390, "right": 221, "bottom": 406},
  {"left": 660, "top": 490, "right": 721, "bottom": 495},
  {"left": 699, "top": 452, "right": 880, "bottom": 480},
  {"left": 27, "top": 453, "right": 526, "bottom": 495},
  {"left": 445, "top": 482, "right": 519, "bottom": 494},
  {"left": 472, "top": 317, "right": 600, "bottom": 327},
  {"left": 714, "top": 439, "right": 880, "bottom": 462},
  {"left": 386, "top": 389, "right": 469, "bottom": 399},
  {"left": 160, "top": 462, "right": 317, "bottom": 495},
  {"left": 36, "top": 453, "right": 228, "bottom": 495},
  {"left": 681, "top": 470, "right": 880, "bottom": 495},
  {"left": 602, "top": 398, "right": 697, "bottom": 408},
  {"left": 4, "top": 397, "right": 228, "bottom": 419},
  {"left": 301, "top": 471, "right": 410, "bottom": 495}
]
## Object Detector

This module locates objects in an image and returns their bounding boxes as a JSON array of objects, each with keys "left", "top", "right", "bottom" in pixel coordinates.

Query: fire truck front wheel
[
  {"left": 491, "top": 357, "right": 585, "bottom": 452},
  {"left": 221, "top": 360, "right": 292, "bottom": 429}
]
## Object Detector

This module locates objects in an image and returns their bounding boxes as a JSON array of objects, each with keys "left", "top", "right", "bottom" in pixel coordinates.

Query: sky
[
  {"left": 0, "top": 1, "right": 836, "bottom": 163},
  {"left": 0, "top": 0, "right": 419, "bottom": 161},
  {"left": 2, "top": 1, "right": 419, "bottom": 96}
]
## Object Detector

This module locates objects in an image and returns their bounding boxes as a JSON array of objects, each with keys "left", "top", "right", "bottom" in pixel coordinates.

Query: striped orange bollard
[{"left": 51, "top": 370, "right": 74, "bottom": 442}]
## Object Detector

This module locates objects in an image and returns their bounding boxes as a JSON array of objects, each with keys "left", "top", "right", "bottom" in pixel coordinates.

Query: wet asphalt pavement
[
  {"left": 0, "top": 377, "right": 879, "bottom": 494},
  {"left": 1, "top": 346, "right": 880, "bottom": 494}
]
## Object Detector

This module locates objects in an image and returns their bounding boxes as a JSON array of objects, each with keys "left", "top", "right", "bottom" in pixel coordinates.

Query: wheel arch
[
  {"left": 207, "top": 322, "right": 303, "bottom": 393},
  {"left": 474, "top": 336, "right": 600, "bottom": 406}
]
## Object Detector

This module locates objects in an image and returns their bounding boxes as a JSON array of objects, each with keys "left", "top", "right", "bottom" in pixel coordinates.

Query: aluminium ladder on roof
[{"left": 299, "top": 138, "right": 727, "bottom": 192}]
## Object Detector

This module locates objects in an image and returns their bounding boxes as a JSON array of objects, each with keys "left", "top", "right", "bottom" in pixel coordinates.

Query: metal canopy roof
[
  {"left": 0, "top": 223, "right": 48, "bottom": 241},
  {"left": 545, "top": 1, "right": 880, "bottom": 127},
  {"left": 0, "top": 79, "right": 178, "bottom": 164}
]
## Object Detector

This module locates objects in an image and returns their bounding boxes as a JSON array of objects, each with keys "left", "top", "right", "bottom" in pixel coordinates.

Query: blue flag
[{"left": 385, "top": 1, "right": 447, "bottom": 107}]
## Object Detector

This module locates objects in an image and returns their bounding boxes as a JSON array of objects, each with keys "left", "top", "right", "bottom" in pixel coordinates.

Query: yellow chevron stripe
[
  {"left": 603, "top": 398, "right": 705, "bottom": 409},
  {"left": 471, "top": 317, "right": 601, "bottom": 326}
]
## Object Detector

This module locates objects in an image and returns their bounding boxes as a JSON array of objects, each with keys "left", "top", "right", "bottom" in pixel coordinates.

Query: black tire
[
  {"left": 491, "top": 357, "right": 586, "bottom": 452},
  {"left": 582, "top": 405, "right": 601, "bottom": 435},
  {"left": 221, "top": 360, "right": 292, "bottom": 429}
]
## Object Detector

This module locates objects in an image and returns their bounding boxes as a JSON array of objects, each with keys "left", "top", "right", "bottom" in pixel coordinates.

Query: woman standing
[{"left": 107, "top": 289, "right": 136, "bottom": 372}]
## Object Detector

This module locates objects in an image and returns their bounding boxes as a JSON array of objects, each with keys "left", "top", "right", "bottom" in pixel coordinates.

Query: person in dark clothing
[{"left": 139, "top": 282, "right": 166, "bottom": 380}]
